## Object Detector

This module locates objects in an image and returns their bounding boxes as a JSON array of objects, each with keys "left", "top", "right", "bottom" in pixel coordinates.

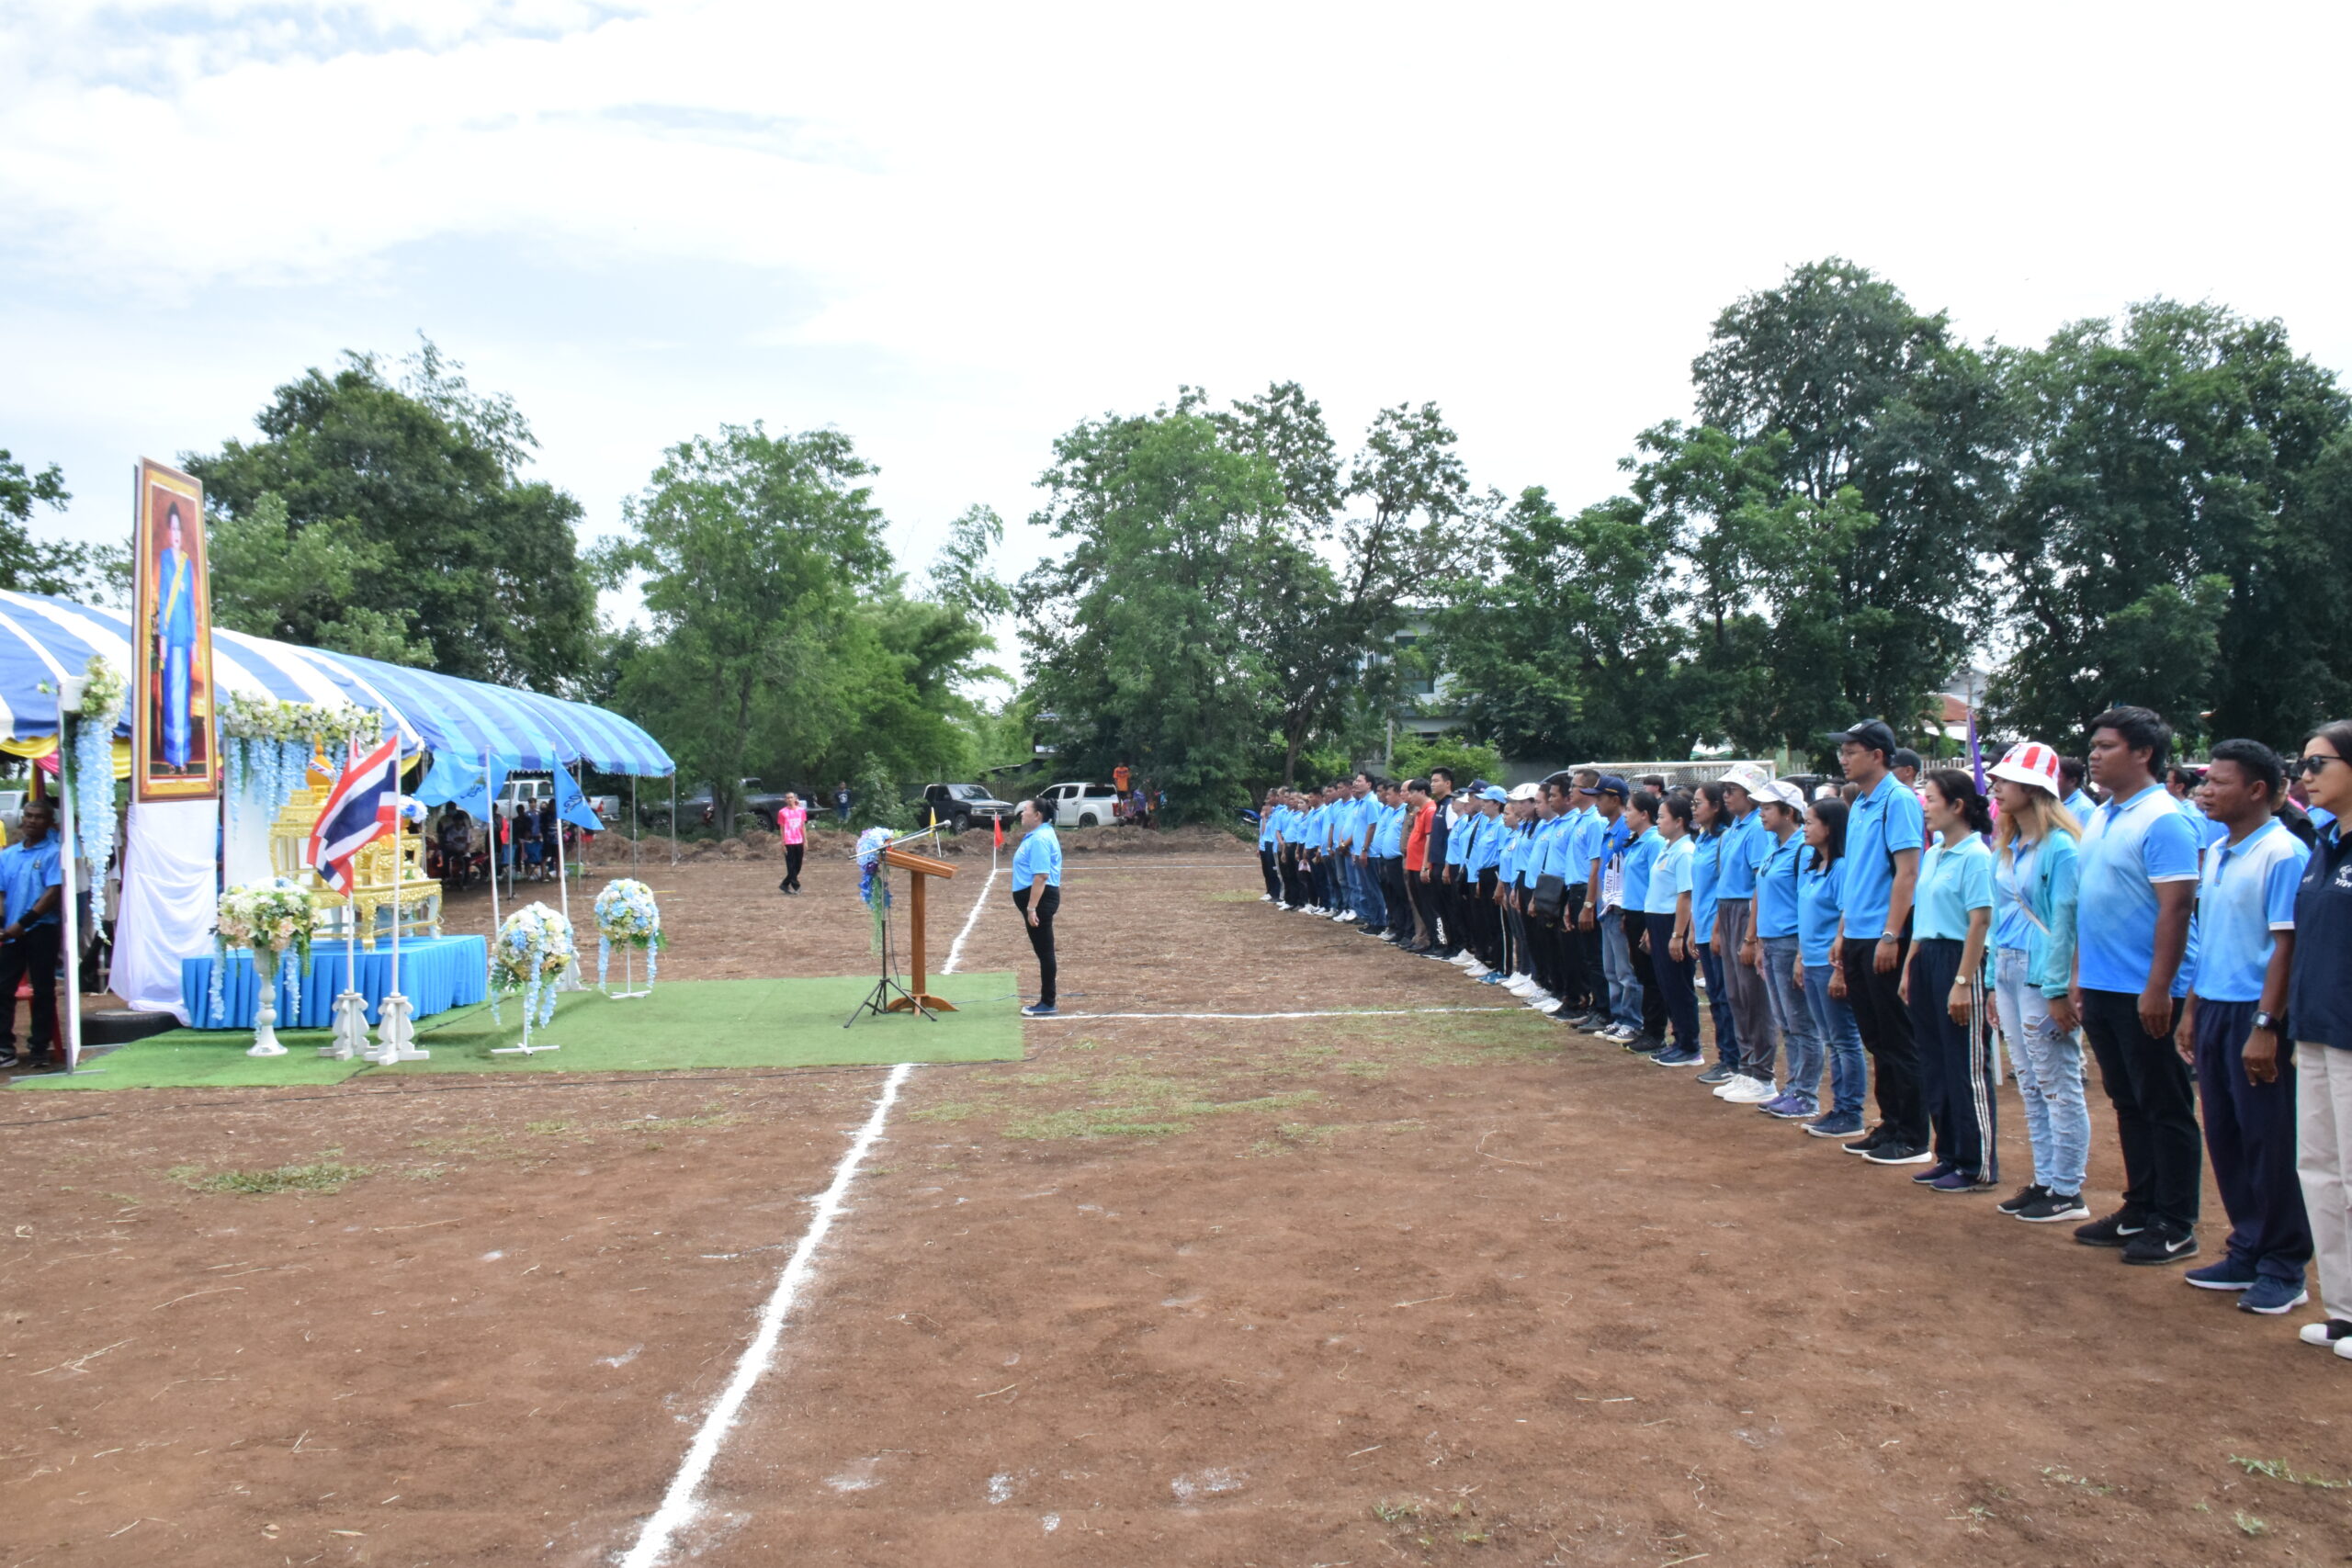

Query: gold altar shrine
[{"left": 268, "top": 784, "right": 443, "bottom": 947}]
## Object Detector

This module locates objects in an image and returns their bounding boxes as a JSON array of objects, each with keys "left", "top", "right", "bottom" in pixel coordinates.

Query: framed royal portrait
[{"left": 131, "top": 457, "right": 220, "bottom": 802}]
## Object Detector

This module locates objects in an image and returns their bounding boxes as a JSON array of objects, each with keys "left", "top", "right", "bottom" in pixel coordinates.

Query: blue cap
[
  {"left": 1597, "top": 774, "right": 1630, "bottom": 798},
  {"left": 1479, "top": 784, "right": 1510, "bottom": 803}
]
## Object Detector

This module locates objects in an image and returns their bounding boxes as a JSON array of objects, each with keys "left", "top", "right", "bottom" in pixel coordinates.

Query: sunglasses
[{"left": 2297, "top": 753, "right": 2347, "bottom": 776}]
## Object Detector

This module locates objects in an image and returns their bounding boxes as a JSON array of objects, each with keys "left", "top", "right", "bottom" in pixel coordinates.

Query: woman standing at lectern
[{"left": 1011, "top": 800, "right": 1063, "bottom": 1018}]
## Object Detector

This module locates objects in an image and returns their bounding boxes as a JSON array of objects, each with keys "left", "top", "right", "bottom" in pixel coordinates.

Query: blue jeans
[
  {"left": 1993, "top": 946, "right": 2091, "bottom": 1196},
  {"left": 1355, "top": 856, "right": 1387, "bottom": 928},
  {"left": 1801, "top": 962, "right": 1868, "bottom": 1121},
  {"left": 1760, "top": 935, "right": 1820, "bottom": 1110},
  {"left": 1697, "top": 942, "right": 1738, "bottom": 1067},
  {"left": 1600, "top": 908, "right": 1641, "bottom": 1030}
]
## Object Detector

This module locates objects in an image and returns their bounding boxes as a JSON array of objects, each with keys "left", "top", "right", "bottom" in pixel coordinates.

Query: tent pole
[
  {"left": 59, "top": 723, "right": 82, "bottom": 1073},
  {"left": 555, "top": 764, "right": 577, "bottom": 989},
  {"left": 669, "top": 774, "right": 676, "bottom": 866},
  {"left": 631, "top": 775, "right": 639, "bottom": 874}
]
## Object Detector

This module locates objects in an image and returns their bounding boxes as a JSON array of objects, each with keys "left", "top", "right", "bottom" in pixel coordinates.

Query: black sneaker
[
  {"left": 1911, "top": 1161, "right": 1959, "bottom": 1186},
  {"left": 1694, "top": 1065, "right": 1737, "bottom": 1087},
  {"left": 1862, "top": 1141, "right": 1934, "bottom": 1166},
  {"left": 2015, "top": 1190, "right": 2090, "bottom": 1224},
  {"left": 1996, "top": 1183, "right": 2049, "bottom": 1215},
  {"left": 2074, "top": 1209, "right": 2146, "bottom": 1248},
  {"left": 1840, "top": 1124, "right": 1890, "bottom": 1155},
  {"left": 2120, "top": 1223, "right": 2199, "bottom": 1267},
  {"left": 0, "top": 1051, "right": 19, "bottom": 1071},
  {"left": 1623, "top": 1033, "right": 1665, "bottom": 1055}
]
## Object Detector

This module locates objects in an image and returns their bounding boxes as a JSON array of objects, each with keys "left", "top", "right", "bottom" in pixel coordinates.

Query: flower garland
[
  {"left": 490, "top": 901, "right": 574, "bottom": 1030},
  {"left": 220, "top": 695, "right": 380, "bottom": 837},
  {"left": 856, "top": 825, "right": 895, "bottom": 953},
  {"left": 210, "top": 877, "right": 315, "bottom": 1027},
  {"left": 66, "top": 656, "right": 126, "bottom": 921},
  {"left": 593, "top": 878, "right": 664, "bottom": 988}
]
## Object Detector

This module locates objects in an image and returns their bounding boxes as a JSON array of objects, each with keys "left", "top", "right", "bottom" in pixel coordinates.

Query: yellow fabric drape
[{"left": 0, "top": 736, "right": 134, "bottom": 778}]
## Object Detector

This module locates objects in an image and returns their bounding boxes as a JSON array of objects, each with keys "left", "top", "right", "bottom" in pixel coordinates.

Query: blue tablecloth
[{"left": 182, "top": 935, "right": 489, "bottom": 1029}]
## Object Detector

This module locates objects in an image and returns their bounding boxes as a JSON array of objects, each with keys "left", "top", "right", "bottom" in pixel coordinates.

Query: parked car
[
  {"left": 1038, "top": 780, "right": 1122, "bottom": 829},
  {"left": 920, "top": 783, "right": 1014, "bottom": 833},
  {"left": 645, "top": 778, "right": 787, "bottom": 829},
  {"left": 0, "top": 789, "right": 23, "bottom": 838}
]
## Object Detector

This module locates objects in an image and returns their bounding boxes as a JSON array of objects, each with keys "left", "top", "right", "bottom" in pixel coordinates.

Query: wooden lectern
[{"left": 881, "top": 840, "right": 958, "bottom": 1013}]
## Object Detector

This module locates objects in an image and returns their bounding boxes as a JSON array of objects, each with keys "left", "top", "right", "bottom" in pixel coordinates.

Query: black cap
[{"left": 1829, "top": 718, "right": 1899, "bottom": 757}]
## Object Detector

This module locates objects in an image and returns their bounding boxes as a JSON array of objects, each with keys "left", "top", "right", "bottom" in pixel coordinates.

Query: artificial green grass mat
[{"left": 12, "top": 973, "right": 1024, "bottom": 1090}]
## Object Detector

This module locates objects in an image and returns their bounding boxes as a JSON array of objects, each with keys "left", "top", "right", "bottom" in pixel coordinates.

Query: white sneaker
[
  {"left": 1504, "top": 976, "right": 1534, "bottom": 994},
  {"left": 1601, "top": 1025, "right": 1636, "bottom": 1043},
  {"left": 1259, "top": 894, "right": 1273, "bottom": 902},
  {"left": 1713, "top": 1074, "right": 1758, "bottom": 1100},
  {"left": 1723, "top": 1077, "right": 1780, "bottom": 1104},
  {"left": 1462, "top": 963, "right": 1489, "bottom": 979},
  {"left": 1450, "top": 952, "right": 1477, "bottom": 966},
  {"left": 1522, "top": 990, "right": 1556, "bottom": 1009},
  {"left": 2300, "top": 1321, "right": 2352, "bottom": 1348}
]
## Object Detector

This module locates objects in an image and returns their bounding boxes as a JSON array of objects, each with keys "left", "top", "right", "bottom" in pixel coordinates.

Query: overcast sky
[{"left": 7, "top": 1, "right": 2349, "bottom": 630}]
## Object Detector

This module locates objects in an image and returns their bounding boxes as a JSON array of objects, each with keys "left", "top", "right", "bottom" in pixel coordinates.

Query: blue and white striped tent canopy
[{"left": 0, "top": 591, "right": 673, "bottom": 776}]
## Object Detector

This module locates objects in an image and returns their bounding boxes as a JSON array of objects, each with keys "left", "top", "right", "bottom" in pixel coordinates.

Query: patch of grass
[
  {"left": 2040, "top": 1466, "right": 2114, "bottom": 1496},
  {"left": 402, "top": 1165, "right": 447, "bottom": 1181},
  {"left": 526, "top": 1119, "right": 575, "bottom": 1135},
  {"left": 2234, "top": 1511, "right": 2267, "bottom": 1537},
  {"left": 173, "top": 1160, "right": 372, "bottom": 1195},
  {"left": 1373, "top": 1497, "right": 1422, "bottom": 1523},
  {"left": 2230, "top": 1455, "right": 2351, "bottom": 1490},
  {"left": 1003, "top": 1108, "right": 1183, "bottom": 1140},
  {"left": 909, "top": 1100, "right": 989, "bottom": 1123},
  {"left": 1340, "top": 1060, "right": 1391, "bottom": 1079}
]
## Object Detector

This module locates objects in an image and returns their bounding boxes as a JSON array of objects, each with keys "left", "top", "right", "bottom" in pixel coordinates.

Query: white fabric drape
[{"left": 115, "top": 797, "right": 220, "bottom": 1021}]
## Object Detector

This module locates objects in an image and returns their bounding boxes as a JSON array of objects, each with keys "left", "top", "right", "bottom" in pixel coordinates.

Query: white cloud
[{"left": 4, "top": 0, "right": 2350, "bottom": 631}]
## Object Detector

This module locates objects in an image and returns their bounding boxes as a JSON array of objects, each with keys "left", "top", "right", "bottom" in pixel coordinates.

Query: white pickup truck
[
  {"left": 495, "top": 777, "right": 619, "bottom": 823},
  {"left": 1038, "top": 781, "right": 1124, "bottom": 829}
]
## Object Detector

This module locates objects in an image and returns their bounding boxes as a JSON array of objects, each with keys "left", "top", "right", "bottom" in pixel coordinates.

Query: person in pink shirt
[{"left": 777, "top": 792, "right": 809, "bottom": 895}]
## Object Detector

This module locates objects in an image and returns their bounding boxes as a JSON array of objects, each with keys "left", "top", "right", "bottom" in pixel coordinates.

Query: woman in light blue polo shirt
[
  {"left": 1986, "top": 742, "right": 2088, "bottom": 1224},
  {"left": 1690, "top": 784, "right": 1740, "bottom": 1080},
  {"left": 1749, "top": 784, "right": 1823, "bottom": 1120},
  {"left": 1794, "top": 796, "right": 1868, "bottom": 1137},
  {"left": 1903, "top": 770, "right": 1997, "bottom": 1192},
  {"left": 1010, "top": 799, "right": 1063, "bottom": 1018},
  {"left": 1643, "top": 793, "right": 1702, "bottom": 1066}
]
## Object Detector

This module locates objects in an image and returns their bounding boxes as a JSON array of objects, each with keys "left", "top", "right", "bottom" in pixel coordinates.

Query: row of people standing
[{"left": 1250, "top": 707, "right": 2352, "bottom": 1359}]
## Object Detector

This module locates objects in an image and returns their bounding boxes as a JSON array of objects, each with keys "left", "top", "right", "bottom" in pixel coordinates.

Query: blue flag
[
  {"left": 551, "top": 761, "right": 603, "bottom": 833},
  {"left": 442, "top": 757, "right": 507, "bottom": 825}
]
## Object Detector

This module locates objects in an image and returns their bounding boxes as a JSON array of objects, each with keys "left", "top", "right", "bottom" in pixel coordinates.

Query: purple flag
[{"left": 1967, "top": 706, "right": 1986, "bottom": 794}]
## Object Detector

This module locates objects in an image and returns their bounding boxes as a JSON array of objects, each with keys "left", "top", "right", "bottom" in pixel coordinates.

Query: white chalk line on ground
[
  {"left": 1028, "top": 1006, "right": 1517, "bottom": 1021},
  {"left": 617, "top": 868, "right": 998, "bottom": 1565}
]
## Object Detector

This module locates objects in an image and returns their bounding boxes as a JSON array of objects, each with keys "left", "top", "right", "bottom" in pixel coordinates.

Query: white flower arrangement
[
  {"left": 594, "top": 878, "right": 664, "bottom": 988},
  {"left": 66, "top": 655, "right": 124, "bottom": 921},
  {"left": 220, "top": 695, "right": 385, "bottom": 839},
  {"left": 490, "top": 901, "right": 575, "bottom": 1030},
  {"left": 209, "top": 876, "right": 316, "bottom": 1026}
]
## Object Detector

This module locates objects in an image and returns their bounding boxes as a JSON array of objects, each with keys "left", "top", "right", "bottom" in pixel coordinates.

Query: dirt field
[{"left": 6, "top": 840, "right": 2347, "bottom": 1566}]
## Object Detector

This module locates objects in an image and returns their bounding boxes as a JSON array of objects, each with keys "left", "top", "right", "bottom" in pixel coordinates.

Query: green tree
[
  {"left": 1985, "top": 299, "right": 2352, "bottom": 748},
  {"left": 1692, "top": 258, "right": 2013, "bottom": 735},
  {"left": 598, "top": 423, "right": 895, "bottom": 830},
  {"left": 184, "top": 340, "right": 595, "bottom": 690},
  {"left": 207, "top": 492, "right": 429, "bottom": 663},
  {"left": 1243, "top": 390, "right": 1469, "bottom": 783},
  {"left": 1016, "top": 402, "right": 1287, "bottom": 821},
  {"left": 0, "top": 448, "right": 110, "bottom": 595},
  {"left": 1431, "top": 486, "right": 1702, "bottom": 761}
]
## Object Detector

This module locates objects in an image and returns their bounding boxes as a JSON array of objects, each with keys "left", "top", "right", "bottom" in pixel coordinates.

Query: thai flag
[{"left": 308, "top": 737, "right": 403, "bottom": 897}]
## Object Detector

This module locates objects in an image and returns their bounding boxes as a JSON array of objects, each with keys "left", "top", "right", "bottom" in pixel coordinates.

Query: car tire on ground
[{"left": 1078, "top": 812, "right": 1098, "bottom": 828}]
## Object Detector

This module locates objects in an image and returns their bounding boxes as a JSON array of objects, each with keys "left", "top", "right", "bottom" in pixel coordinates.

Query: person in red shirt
[
  {"left": 775, "top": 792, "right": 809, "bottom": 895},
  {"left": 1401, "top": 778, "right": 1437, "bottom": 952}
]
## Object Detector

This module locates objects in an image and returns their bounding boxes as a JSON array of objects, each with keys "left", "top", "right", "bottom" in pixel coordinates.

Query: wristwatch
[
  {"left": 2254, "top": 1011, "right": 2278, "bottom": 1032},
  {"left": 1879, "top": 931, "right": 1900, "bottom": 942}
]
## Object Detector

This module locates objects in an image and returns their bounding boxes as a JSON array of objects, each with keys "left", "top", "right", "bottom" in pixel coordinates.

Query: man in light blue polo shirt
[
  {"left": 1010, "top": 798, "right": 1064, "bottom": 1017},
  {"left": 0, "top": 797, "right": 65, "bottom": 1069},
  {"left": 2179, "top": 739, "right": 2312, "bottom": 1312},
  {"left": 1832, "top": 719, "right": 1930, "bottom": 1160},
  {"left": 2063, "top": 756, "right": 2098, "bottom": 822},
  {"left": 2072, "top": 705, "right": 2204, "bottom": 1264},
  {"left": 1712, "top": 763, "right": 1778, "bottom": 1100},
  {"left": 1561, "top": 771, "right": 1606, "bottom": 1029}
]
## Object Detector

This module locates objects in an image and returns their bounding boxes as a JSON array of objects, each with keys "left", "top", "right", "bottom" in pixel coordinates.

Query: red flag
[{"left": 993, "top": 814, "right": 1004, "bottom": 850}]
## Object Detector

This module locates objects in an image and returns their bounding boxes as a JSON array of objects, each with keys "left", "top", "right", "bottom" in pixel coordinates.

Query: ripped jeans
[{"left": 1992, "top": 946, "right": 2091, "bottom": 1196}]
